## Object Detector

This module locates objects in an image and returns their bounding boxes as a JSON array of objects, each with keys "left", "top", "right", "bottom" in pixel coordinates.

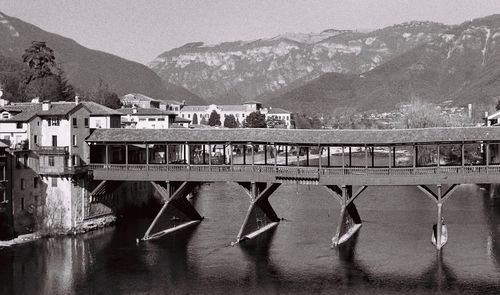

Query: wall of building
[
  {"left": 69, "top": 107, "right": 91, "bottom": 165},
  {"left": 41, "top": 117, "right": 71, "bottom": 147}
]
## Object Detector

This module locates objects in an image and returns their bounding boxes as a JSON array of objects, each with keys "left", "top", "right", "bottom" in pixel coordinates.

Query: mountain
[
  {"left": 264, "top": 14, "right": 500, "bottom": 115},
  {"left": 150, "top": 21, "right": 448, "bottom": 104},
  {"left": 0, "top": 11, "right": 205, "bottom": 104}
]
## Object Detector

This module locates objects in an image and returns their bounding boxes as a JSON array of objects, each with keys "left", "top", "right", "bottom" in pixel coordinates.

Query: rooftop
[
  {"left": 86, "top": 126, "right": 500, "bottom": 145},
  {"left": 267, "top": 107, "right": 291, "bottom": 114},
  {"left": 118, "top": 107, "right": 177, "bottom": 116},
  {"left": 81, "top": 101, "right": 122, "bottom": 116}
]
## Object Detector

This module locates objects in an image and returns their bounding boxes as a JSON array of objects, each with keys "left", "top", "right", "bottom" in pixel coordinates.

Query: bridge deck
[{"left": 89, "top": 164, "right": 500, "bottom": 185}]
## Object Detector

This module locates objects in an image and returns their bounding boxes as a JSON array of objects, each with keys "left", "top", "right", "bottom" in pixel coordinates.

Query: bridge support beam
[
  {"left": 236, "top": 182, "right": 281, "bottom": 243},
  {"left": 326, "top": 185, "right": 366, "bottom": 247},
  {"left": 417, "top": 184, "right": 459, "bottom": 250},
  {"left": 142, "top": 181, "right": 203, "bottom": 241}
]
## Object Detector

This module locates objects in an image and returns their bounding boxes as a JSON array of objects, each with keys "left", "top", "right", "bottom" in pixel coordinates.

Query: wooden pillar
[
  {"left": 208, "top": 143, "right": 212, "bottom": 166},
  {"left": 251, "top": 143, "right": 255, "bottom": 166},
  {"left": 243, "top": 145, "right": 246, "bottom": 165},
  {"left": 348, "top": 146, "right": 352, "bottom": 167},
  {"left": 364, "top": 145, "right": 368, "bottom": 169},
  {"left": 486, "top": 143, "right": 490, "bottom": 166},
  {"left": 274, "top": 144, "right": 277, "bottom": 167},
  {"left": 166, "top": 144, "right": 169, "bottom": 165},
  {"left": 296, "top": 145, "right": 300, "bottom": 167},
  {"left": 306, "top": 146, "right": 309, "bottom": 166},
  {"left": 415, "top": 145, "right": 419, "bottom": 167},
  {"left": 437, "top": 144, "right": 440, "bottom": 167},
  {"left": 285, "top": 145, "right": 288, "bottom": 166},
  {"left": 146, "top": 144, "right": 149, "bottom": 165},
  {"left": 264, "top": 144, "right": 267, "bottom": 165},
  {"left": 124, "top": 144, "right": 129, "bottom": 166},
  {"left": 229, "top": 143, "right": 233, "bottom": 165},
  {"left": 223, "top": 143, "right": 227, "bottom": 164},
  {"left": 388, "top": 146, "right": 392, "bottom": 168},
  {"left": 412, "top": 145, "right": 416, "bottom": 169},
  {"left": 392, "top": 146, "right": 396, "bottom": 167},
  {"left": 371, "top": 146, "right": 375, "bottom": 167},
  {"left": 327, "top": 146, "right": 331, "bottom": 167},
  {"left": 105, "top": 144, "right": 109, "bottom": 165},
  {"left": 202, "top": 144, "right": 206, "bottom": 165},
  {"left": 341, "top": 146, "right": 345, "bottom": 169},
  {"left": 318, "top": 145, "right": 322, "bottom": 169},
  {"left": 461, "top": 144, "right": 465, "bottom": 167}
]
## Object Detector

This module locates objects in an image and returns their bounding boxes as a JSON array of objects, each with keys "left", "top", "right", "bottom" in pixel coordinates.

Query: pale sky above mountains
[{"left": 1, "top": 0, "right": 500, "bottom": 64}]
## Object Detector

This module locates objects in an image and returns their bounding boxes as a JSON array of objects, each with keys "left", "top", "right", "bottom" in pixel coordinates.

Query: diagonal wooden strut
[
  {"left": 142, "top": 181, "right": 203, "bottom": 241},
  {"left": 236, "top": 182, "right": 281, "bottom": 243},
  {"left": 417, "top": 184, "right": 459, "bottom": 204},
  {"left": 330, "top": 185, "right": 365, "bottom": 247},
  {"left": 90, "top": 180, "right": 123, "bottom": 203}
]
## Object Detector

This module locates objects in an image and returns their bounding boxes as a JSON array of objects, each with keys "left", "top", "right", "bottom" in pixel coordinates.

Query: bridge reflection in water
[{"left": 86, "top": 127, "right": 500, "bottom": 250}]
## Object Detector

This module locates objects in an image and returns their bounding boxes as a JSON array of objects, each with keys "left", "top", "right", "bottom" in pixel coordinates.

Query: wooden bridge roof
[{"left": 86, "top": 127, "right": 500, "bottom": 145}]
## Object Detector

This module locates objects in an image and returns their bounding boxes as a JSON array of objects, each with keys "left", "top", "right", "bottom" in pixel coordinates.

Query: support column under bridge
[
  {"left": 236, "top": 182, "right": 281, "bottom": 243},
  {"left": 142, "top": 181, "right": 203, "bottom": 241},
  {"left": 326, "top": 185, "right": 366, "bottom": 247}
]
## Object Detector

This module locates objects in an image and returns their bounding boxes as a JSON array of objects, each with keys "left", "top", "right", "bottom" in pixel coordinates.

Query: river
[{"left": 1, "top": 181, "right": 500, "bottom": 294}]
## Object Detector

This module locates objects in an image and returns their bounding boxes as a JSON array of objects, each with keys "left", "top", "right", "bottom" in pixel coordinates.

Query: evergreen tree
[
  {"left": 266, "top": 117, "right": 286, "bottom": 128},
  {"left": 21, "top": 41, "right": 74, "bottom": 101},
  {"left": 192, "top": 113, "right": 198, "bottom": 125},
  {"left": 87, "top": 79, "right": 121, "bottom": 108},
  {"left": 244, "top": 111, "right": 267, "bottom": 128},
  {"left": 208, "top": 110, "right": 221, "bottom": 126},
  {"left": 223, "top": 114, "right": 238, "bottom": 128}
]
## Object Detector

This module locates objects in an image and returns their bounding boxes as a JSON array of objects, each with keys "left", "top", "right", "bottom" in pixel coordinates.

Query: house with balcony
[
  {"left": 118, "top": 107, "right": 177, "bottom": 129},
  {"left": 265, "top": 107, "right": 292, "bottom": 129}
]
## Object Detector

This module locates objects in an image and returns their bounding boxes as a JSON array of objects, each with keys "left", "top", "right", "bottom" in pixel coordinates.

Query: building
[
  {"left": 81, "top": 101, "right": 122, "bottom": 129},
  {"left": 121, "top": 93, "right": 184, "bottom": 113},
  {"left": 265, "top": 107, "right": 292, "bottom": 129},
  {"left": 118, "top": 107, "right": 177, "bottom": 129},
  {"left": 179, "top": 101, "right": 292, "bottom": 128}
]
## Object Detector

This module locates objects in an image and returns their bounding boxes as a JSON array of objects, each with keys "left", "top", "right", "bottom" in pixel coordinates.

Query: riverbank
[{"left": 0, "top": 214, "right": 117, "bottom": 249}]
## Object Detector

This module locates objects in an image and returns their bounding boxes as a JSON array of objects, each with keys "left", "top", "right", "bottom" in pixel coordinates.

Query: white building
[
  {"left": 118, "top": 107, "right": 177, "bottom": 129},
  {"left": 179, "top": 101, "right": 292, "bottom": 128}
]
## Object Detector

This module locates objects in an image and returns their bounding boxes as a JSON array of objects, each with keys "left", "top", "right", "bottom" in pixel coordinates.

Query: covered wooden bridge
[{"left": 86, "top": 127, "right": 500, "bottom": 250}]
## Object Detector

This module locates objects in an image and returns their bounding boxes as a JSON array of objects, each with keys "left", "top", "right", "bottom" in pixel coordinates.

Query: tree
[
  {"left": 244, "top": 111, "right": 266, "bottom": 128},
  {"left": 21, "top": 41, "right": 74, "bottom": 101},
  {"left": 292, "top": 113, "right": 312, "bottom": 129},
  {"left": 208, "top": 110, "right": 221, "bottom": 126},
  {"left": 200, "top": 117, "right": 208, "bottom": 125},
  {"left": 266, "top": 116, "right": 286, "bottom": 128},
  {"left": 327, "top": 107, "right": 357, "bottom": 129},
  {"left": 87, "top": 80, "right": 121, "bottom": 109},
  {"left": 192, "top": 113, "right": 198, "bottom": 125},
  {"left": 496, "top": 100, "right": 500, "bottom": 111},
  {"left": 223, "top": 114, "right": 238, "bottom": 128}
]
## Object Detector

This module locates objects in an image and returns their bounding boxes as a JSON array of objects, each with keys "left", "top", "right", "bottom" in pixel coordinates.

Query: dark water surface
[{"left": 1, "top": 182, "right": 500, "bottom": 294}]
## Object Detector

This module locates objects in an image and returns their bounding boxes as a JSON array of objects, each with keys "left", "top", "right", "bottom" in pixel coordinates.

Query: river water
[{"left": 1, "top": 181, "right": 500, "bottom": 294}]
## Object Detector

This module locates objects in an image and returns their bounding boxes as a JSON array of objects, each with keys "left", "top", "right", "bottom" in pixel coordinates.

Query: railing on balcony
[
  {"left": 38, "top": 165, "right": 88, "bottom": 175},
  {"left": 35, "top": 146, "right": 69, "bottom": 154}
]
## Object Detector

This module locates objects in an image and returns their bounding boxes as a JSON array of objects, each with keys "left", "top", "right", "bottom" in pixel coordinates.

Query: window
[
  {"left": 16, "top": 122, "right": 22, "bottom": 129},
  {"left": 242, "top": 114, "right": 245, "bottom": 117},
  {"left": 15, "top": 155, "right": 20, "bottom": 168},
  {"left": 188, "top": 114, "right": 191, "bottom": 118},
  {"left": 48, "top": 118, "right": 60, "bottom": 126},
  {"left": 72, "top": 135, "right": 77, "bottom": 146},
  {"left": 48, "top": 156, "right": 55, "bottom": 167},
  {"left": 1, "top": 113, "right": 9, "bottom": 119},
  {"left": 34, "top": 135, "right": 38, "bottom": 145},
  {"left": 84, "top": 118, "right": 89, "bottom": 127},
  {"left": 72, "top": 118, "right": 77, "bottom": 127},
  {"left": 20, "top": 178, "right": 25, "bottom": 190},
  {"left": 23, "top": 154, "right": 28, "bottom": 166},
  {"left": 157, "top": 118, "right": 165, "bottom": 121},
  {"left": 51, "top": 177, "right": 57, "bottom": 187},
  {"left": 21, "top": 198, "right": 25, "bottom": 210},
  {"left": 181, "top": 114, "right": 185, "bottom": 118},
  {"left": 52, "top": 135, "right": 57, "bottom": 147},
  {"left": 139, "top": 118, "right": 146, "bottom": 121},
  {"left": 34, "top": 177, "right": 38, "bottom": 188},
  {"left": 148, "top": 118, "right": 155, "bottom": 121}
]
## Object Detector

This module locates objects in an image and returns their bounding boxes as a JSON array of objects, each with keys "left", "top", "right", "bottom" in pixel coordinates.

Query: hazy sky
[{"left": 1, "top": 0, "right": 500, "bottom": 64}]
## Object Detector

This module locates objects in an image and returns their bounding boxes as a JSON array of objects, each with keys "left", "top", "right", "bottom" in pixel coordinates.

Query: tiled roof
[
  {"left": 267, "top": 108, "right": 291, "bottom": 114},
  {"left": 175, "top": 117, "right": 191, "bottom": 123},
  {"left": 36, "top": 102, "right": 83, "bottom": 116},
  {"left": 218, "top": 105, "right": 248, "bottom": 111},
  {"left": 118, "top": 108, "right": 177, "bottom": 116},
  {"left": 121, "top": 93, "right": 160, "bottom": 103},
  {"left": 160, "top": 99, "right": 183, "bottom": 105},
  {"left": 81, "top": 101, "right": 122, "bottom": 115},
  {"left": 181, "top": 105, "right": 209, "bottom": 112},
  {"left": 243, "top": 100, "right": 262, "bottom": 104},
  {"left": 86, "top": 126, "right": 500, "bottom": 145}
]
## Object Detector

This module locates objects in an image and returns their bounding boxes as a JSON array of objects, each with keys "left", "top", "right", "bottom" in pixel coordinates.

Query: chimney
[
  {"left": 182, "top": 100, "right": 186, "bottom": 106},
  {"left": 468, "top": 103, "right": 472, "bottom": 118},
  {"left": 132, "top": 105, "right": 138, "bottom": 114},
  {"left": 74, "top": 95, "right": 80, "bottom": 105},
  {"left": 31, "top": 97, "right": 40, "bottom": 103},
  {"left": 42, "top": 100, "right": 51, "bottom": 111}
]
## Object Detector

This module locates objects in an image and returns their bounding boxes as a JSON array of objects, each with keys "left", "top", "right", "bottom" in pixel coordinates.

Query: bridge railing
[{"left": 88, "top": 163, "right": 500, "bottom": 178}]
